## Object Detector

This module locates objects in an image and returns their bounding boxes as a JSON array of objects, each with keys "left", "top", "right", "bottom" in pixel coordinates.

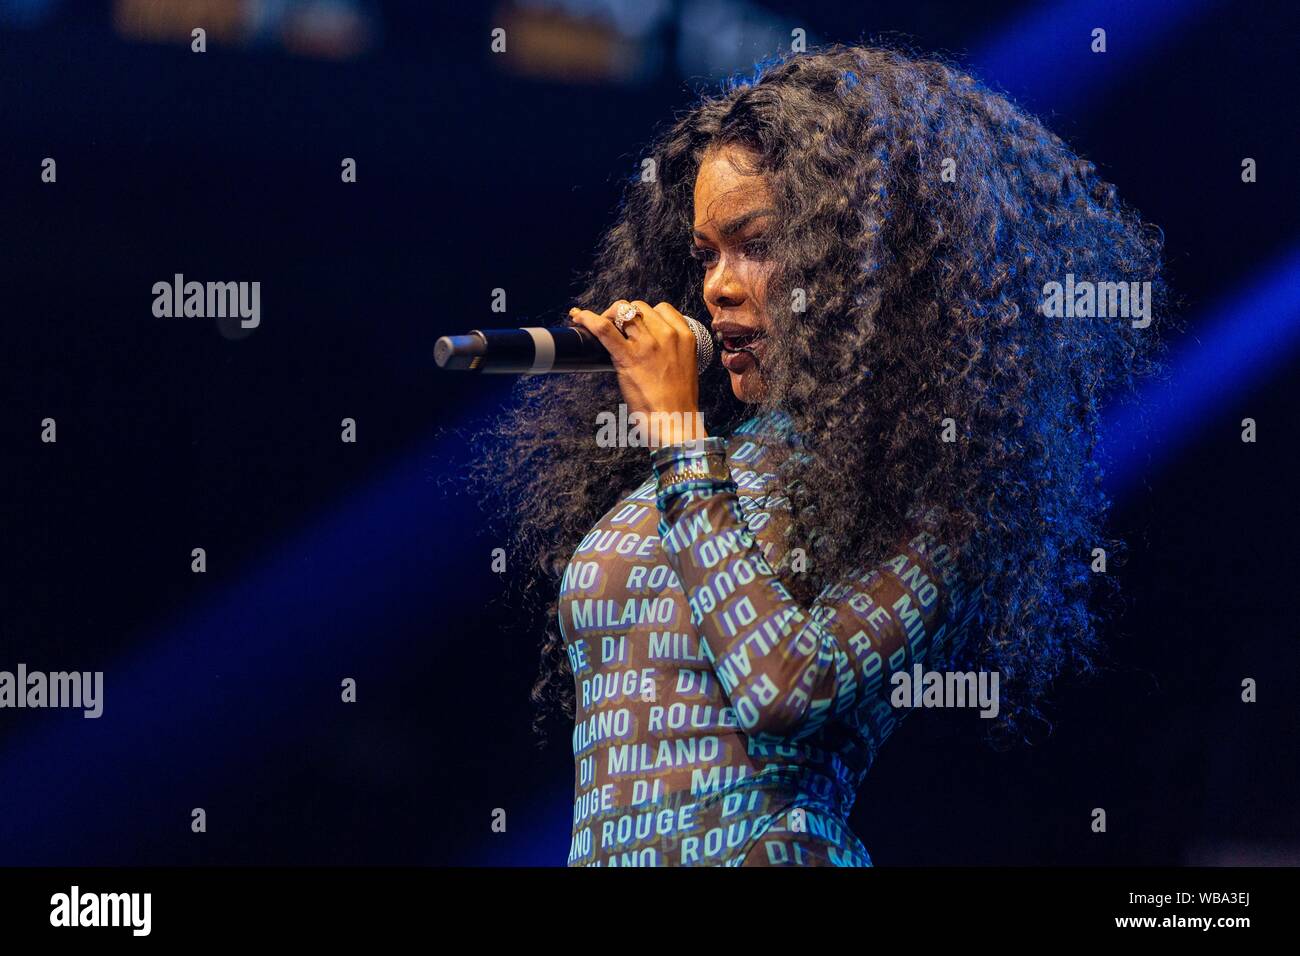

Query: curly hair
[{"left": 465, "top": 43, "right": 1167, "bottom": 749}]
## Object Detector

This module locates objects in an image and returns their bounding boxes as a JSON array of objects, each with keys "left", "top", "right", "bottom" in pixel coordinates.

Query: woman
[{"left": 472, "top": 44, "right": 1165, "bottom": 866}]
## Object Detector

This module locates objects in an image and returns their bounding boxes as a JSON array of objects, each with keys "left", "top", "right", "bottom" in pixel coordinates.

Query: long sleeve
[{"left": 651, "top": 436, "right": 979, "bottom": 744}]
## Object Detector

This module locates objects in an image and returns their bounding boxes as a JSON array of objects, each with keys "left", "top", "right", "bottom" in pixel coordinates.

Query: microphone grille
[{"left": 683, "top": 315, "right": 716, "bottom": 373}]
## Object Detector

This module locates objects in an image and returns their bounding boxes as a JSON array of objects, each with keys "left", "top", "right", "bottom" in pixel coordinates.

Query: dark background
[{"left": 1, "top": 0, "right": 1297, "bottom": 865}]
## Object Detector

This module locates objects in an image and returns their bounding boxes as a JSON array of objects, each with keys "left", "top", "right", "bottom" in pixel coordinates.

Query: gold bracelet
[{"left": 653, "top": 440, "right": 733, "bottom": 487}]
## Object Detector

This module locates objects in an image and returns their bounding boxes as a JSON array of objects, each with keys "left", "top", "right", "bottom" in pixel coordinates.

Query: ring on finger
[{"left": 612, "top": 303, "right": 639, "bottom": 333}]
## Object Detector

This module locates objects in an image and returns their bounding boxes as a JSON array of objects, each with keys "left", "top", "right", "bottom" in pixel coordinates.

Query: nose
[{"left": 703, "top": 255, "right": 747, "bottom": 311}]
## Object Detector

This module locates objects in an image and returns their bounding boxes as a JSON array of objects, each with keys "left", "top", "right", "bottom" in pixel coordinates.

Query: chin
[{"left": 729, "top": 371, "right": 764, "bottom": 403}]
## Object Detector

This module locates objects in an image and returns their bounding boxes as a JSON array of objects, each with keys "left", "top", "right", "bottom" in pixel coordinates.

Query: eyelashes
[
  {"left": 689, "top": 239, "right": 770, "bottom": 268},
  {"left": 688, "top": 245, "right": 717, "bottom": 267}
]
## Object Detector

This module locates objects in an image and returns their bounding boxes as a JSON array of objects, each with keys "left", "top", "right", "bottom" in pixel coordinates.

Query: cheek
[
  {"left": 736, "top": 262, "right": 772, "bottom": 314},
  {"left": 747, "top": 267, "right": 775, "bottom": 332}
]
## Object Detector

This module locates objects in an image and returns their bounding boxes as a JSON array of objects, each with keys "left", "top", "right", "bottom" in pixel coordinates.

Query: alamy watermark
[
  {"left": 50, "top": 886, "right": 150, "bottom": 936},
  {"left": 152, "top": 273, "right": 260, "bottom": 328},
  {"left": 1040, "top": 273, "right": 1151, "bottom": 328},
  {"left": 595, "top": 404, "right": 707, "bottom": 448},
  {"left": 0, "top": 664, "right": 103, "bottom": 718},
  {"left": 890, "top": 664, "right": 1000, "bottom": 718}
]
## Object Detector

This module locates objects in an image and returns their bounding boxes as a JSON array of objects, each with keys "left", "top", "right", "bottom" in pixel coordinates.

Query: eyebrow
[{"left": 694, "top": 207, "right": 775, "bottom": 241}]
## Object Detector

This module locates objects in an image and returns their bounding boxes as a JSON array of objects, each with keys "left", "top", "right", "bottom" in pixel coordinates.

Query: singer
[{"left": 469, "top": 44, "right": 1164, "bottom": 866}]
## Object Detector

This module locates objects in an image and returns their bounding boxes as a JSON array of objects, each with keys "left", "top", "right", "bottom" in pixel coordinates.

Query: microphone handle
[
  {"left": 436, "top": 317, "right": 715, "bottom": 374},
  {"left": 435, "top": 326, "right": 611, "bottom": 374}
]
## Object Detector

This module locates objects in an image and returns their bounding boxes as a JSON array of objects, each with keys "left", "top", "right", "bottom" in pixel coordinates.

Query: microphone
[{"left": 434, "top": 316, "right": 716, "bottom": 374}]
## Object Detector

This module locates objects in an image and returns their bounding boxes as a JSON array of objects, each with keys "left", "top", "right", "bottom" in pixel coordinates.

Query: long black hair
[{"left": 466, "top": 43, "right": 1167, "bottom": 748}]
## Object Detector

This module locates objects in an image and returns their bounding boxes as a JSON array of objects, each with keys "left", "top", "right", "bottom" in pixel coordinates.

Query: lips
[
  {"left": 721, "top": 348, "right": 756, "bottom": 373},
  {"left": 712, "top": 322, "right": 767, "bottom": 354}
]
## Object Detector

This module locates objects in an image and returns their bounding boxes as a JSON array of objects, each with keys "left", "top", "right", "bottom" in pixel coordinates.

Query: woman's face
[{"left": 692, "top": 143, "right": 775, "bottom": 403}]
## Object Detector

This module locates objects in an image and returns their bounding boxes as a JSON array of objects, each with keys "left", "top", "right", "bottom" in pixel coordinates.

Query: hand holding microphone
[
  {"left": 566, "top": 300, "right": 707, "bottom": 446},
  {"left": 435, "top": 299, "right": 713, "bottom": 446},
  {"left": 434, "top": 305, "right": 716, "bottom": 375}
]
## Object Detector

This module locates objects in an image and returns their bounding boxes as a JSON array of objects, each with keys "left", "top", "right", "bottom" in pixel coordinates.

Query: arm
[{"left": 652, "top": 437, "right": 978, "bottom": 743}]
